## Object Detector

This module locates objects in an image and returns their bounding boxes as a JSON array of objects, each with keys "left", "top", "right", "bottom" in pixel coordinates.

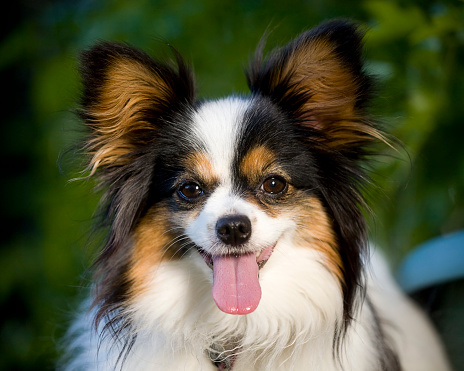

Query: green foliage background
[{"left": 1, "top": 0, "right": 463, "bottom": 369}]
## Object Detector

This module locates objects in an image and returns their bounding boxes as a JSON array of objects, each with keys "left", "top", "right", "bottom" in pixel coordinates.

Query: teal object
[{"left": 398, "top": 230, "right": 464, "bottom": 293}]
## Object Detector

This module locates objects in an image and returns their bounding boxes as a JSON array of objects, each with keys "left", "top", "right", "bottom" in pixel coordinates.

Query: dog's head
[{"left": 78, "top": 19, "right": 386, "bottom": 337}]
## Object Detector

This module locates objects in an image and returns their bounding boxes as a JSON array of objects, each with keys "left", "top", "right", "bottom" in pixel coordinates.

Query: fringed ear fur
[
  {"left": 79, "top": 42, "right": 195, "bottom": 178},
  {"left": 247, "top": 19, "right": 388, "bottom": 154}
]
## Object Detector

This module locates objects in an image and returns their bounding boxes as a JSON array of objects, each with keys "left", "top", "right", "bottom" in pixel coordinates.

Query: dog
[{"left": 62, "top": 19, "right": 451, "bottom": 370}]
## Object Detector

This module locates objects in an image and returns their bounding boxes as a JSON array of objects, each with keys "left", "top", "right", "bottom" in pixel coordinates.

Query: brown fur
[
  {"left": 84, "top": 58, "right": 174, "bottom": 175},
  {"left": 239, "top": 146, "right": 278, "bottom": 185},
  {"left": 128, "top": 204, "right": 178, "bottom": 296},
  {"left": 182, "top": 152, "right": 220, "bottom": 188},
  {"left": 292, "top": 197, "right": 342, "bottom": 283}
]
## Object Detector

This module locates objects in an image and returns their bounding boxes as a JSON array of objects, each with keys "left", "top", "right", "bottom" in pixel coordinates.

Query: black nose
[{"left": 216, "top": 215, "right": 252, "bottom": 246}]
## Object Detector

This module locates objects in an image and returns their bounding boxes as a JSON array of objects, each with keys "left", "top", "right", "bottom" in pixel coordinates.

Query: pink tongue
[{"left": 212, "top": 253, "right": 261, "bottom": 315}]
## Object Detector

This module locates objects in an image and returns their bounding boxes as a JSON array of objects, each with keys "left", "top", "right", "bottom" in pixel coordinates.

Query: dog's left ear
[
  {"left": 247, "top": 20, "right": 385, "bottom": 154},
  {"left": 77, "top": 42, "right": 196, "bottom": 250}
]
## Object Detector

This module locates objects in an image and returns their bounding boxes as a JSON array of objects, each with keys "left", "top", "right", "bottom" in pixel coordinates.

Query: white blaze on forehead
[{"left": 191, "top": 97, "right": 249, "bottom": 182}]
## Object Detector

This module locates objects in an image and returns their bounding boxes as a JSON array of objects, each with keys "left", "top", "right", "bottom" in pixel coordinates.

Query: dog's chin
[{"left": 197, "top": 244, "right": 275, "bottom": 271}]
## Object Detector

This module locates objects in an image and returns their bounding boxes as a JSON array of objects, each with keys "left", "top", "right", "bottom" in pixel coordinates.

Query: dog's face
[
  {"left": 130, "top": 97, "right": 340, "bottom": 315},
  {"left": 79, "top": 20, "right": 385, "bottom": 335}
]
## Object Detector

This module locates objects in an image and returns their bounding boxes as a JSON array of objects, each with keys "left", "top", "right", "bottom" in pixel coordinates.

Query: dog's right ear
[
  {"left": 246, "top": 20, "right": 388, "bottom": 158},
  {"left": 79, "top": 42, "right": 195, "bottom": 176}
]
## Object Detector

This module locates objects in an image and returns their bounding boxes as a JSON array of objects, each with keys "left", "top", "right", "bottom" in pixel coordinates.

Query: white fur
[
  {"left": 63, "top": 99, "right": 451, "bottom": 370},
  {"left": 191, "top": 97, "right": 248, "bottom": 183},
  {"left": 63, "top": 247, "right": 451, "bottom": 370},
  {"left": 367, "top": 249, "right": 451, "bottom": 371}
]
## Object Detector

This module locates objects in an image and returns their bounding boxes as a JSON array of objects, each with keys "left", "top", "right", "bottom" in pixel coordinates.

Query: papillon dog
[{"left": 62, "top": 20, "right": 450, "bottom": 370}]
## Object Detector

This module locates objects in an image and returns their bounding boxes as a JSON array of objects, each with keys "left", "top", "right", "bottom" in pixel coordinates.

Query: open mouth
[
  {"left": 197, "top": 244, "right": 274, "bottom": 270},
  {"left": 197, "top": 244, "right": 275, "bottom": 315}
]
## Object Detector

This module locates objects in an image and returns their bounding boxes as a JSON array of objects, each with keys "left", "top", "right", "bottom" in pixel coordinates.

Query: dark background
[{"left": 1, "top": 0, "right": 463, "bottom": 369}]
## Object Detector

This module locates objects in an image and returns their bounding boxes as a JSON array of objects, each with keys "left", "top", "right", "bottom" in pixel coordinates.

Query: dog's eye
[
  {"left": 261, "top": 176, "right": 287, "bottom": 195},
  {"left": 178, "top": 181, "right": 204, "bottom": 201}
]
